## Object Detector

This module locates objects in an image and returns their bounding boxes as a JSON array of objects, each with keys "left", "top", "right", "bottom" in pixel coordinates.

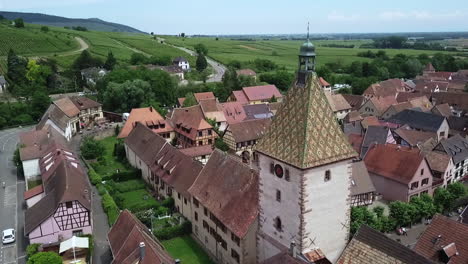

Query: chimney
[
  {"left": 139, "top": 242, "right": 145, "bottom": 261},
  {"left": 150, "top": 107, "right": 153, "bottom": 112},
  {"left": 290, "top": 240, "right": 297, "bottom": 258}
]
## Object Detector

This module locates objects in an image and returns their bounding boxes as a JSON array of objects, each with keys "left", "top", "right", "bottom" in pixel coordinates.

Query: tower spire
[{"left": 307, "top": 22, "right": 310, "bottom": 40}]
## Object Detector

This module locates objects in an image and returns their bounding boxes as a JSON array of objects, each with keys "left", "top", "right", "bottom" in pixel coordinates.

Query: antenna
[{"left": 307, "top": 22, "right": 310, "bottom": 40}]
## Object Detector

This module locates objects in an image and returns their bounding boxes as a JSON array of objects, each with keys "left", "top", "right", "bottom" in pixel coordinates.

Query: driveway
[{"left": 0, "top": 126, "right": 30, "bottom": 264}]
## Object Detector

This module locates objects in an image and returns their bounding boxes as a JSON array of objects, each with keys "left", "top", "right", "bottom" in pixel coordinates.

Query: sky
[{"left": 0, "top": 0, "right": 467, "bottom": 34}]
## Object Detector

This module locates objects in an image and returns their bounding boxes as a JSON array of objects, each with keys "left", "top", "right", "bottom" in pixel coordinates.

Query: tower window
[
  {"left": 285, "top": 169, "right": 290, "bottom": 181},
  {"left": 274, "top": 217, "right": 282, "bottom": 231},
  {"left": 276, "top": 190, "right": 281, "bottom": 202},
  {"left": 270, "top": 163, "right": 274, "bottom": 174},
  {"left": 274, "top": 164, "right": 284, "bottom": 178},
  {"left": 324, "top": 170, "right": 331, "bottom": 182}
]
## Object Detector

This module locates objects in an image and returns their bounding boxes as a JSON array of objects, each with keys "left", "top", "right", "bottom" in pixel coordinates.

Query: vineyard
[{"left": 0, "top": 23, "right": 79, "bottom": 56}]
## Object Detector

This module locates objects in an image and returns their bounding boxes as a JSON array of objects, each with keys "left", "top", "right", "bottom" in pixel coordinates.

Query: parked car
[{"left": 2, "top": 228, "right": 15, "bottom": 244}]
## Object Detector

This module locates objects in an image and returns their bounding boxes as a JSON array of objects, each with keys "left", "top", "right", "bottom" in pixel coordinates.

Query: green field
[
  {"left": 162, "top": 236, "right": 214, "bottom": 264},
  {"left": 164, "top": 36, "right": 459, "bottom": 71}
]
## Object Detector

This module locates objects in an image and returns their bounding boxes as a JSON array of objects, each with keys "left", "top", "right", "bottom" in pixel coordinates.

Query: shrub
[
  {"left": 27, "top": 252, "right": 62, "bottom": 264},
  {"left": 114, "top": 141, "right": 127, "bottom": 161},
  {"left": 88, "top": 169, "right": 102, "bottom": 185},
  {"left": 103, "top": 169, "right": 141, "bottom": 182},
  {"left": 26, "top": 243, "right": 40, "bottom": 258},
  {"left": 154, "top": 221, "right": 192, "bottom": 240},
  {"left": 135, "top": 209, "right": 155, "bottom": 227},
  {"left": 96, "top": 183, "right": 107, "bottom": 195},
  {"left": 102, "top": 193, "right": 120, "bottom": 225},
  {"left": 161, "top": 197, "right": 175, "bottom": 209},
  {"left": 155, "top": 206, "right": 170, "bottom": 217},
  {"left": 81, "top": 137, "right": 105, "bottom": 160}
]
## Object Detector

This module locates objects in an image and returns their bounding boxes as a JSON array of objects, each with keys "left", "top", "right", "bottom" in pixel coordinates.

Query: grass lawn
[
  {"left": 27, "top": 179, "right": 42, "bottom": 189},
  {"left": 91, "top": 136, "right": 130, "bottom": 177},
  {"left": 162, "top": 236, "right": 214, "bottom": 264},
  {"left": 115, "top": 189, "right": 158, "bottom": 211}
]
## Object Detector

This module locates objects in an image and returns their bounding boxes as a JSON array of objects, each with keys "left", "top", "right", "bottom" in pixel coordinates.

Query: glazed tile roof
[
  {"left": 188, "top": 150, "right": 258, "bottom": 238},
  {"left": 414, "top": 214, "right": 468, "bottom": 264},
  {"left": 108, "top": 210, "right": 173, "bottom": 264},
  {"left": 364, "top": 144, "right": 425, "bottom": 185},
  {"left": 118, "top": 107, "right": 172, "bottom": 139},
  {"left": 337, "top": 225, "right": 433, "bottom": 264},
  {"left": 255, "top": 74, "right": 356, "bottom": 169}
]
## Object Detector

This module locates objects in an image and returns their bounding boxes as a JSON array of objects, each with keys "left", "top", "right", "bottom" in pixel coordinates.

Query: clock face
[{"left": 274, "top": 164, "right": 283, "bottom": 178}]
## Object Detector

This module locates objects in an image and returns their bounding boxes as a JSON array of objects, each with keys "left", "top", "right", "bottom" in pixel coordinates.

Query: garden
[{"left": 351, "top": 182, "right": 468, "bottom": 235}]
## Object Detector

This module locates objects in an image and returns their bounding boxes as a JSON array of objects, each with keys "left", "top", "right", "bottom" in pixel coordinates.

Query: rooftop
[
  {"left": 242, "top": 84, "right": 282, "bottom": 101},
  {"left": 227, "top": 118, "right": 271, "bottom": 143},
  {"left": 117, "top": 107, "right": 172, "bottom": 139},
  {"left": 387, "top": 109, "right": 446, "bottom": 132}
]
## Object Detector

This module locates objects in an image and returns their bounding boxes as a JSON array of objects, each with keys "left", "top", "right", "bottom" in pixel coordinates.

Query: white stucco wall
[{"left": 23, "top": 159, "right": 40, "bottom": 184}]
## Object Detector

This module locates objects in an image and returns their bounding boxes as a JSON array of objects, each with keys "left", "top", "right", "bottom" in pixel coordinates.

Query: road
[
  {"left": 0, "top": 127, "right": 29, "bottom": 264},
  {"left": 158, "top": 38, "right": 226, "bottom": 83}
]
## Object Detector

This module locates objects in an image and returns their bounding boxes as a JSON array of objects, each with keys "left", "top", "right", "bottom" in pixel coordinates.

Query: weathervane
[{"left": 307, "top": 22, "right": 310, "bottom": 40}]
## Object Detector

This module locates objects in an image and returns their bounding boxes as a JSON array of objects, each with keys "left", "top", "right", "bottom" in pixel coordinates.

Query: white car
[{"left": 2, "top": 229, "right": 15, "bottom": 244}]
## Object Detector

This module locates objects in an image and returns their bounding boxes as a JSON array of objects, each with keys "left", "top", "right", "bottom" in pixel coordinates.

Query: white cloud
[
  {"left": 327, "top": 11, "right": 360, "bottom": 22},
  {"left": 378, "top": 10, "right": 466, "bottom": 21},
  {"left": 379, "top": 11, "right": 407, "bottom": 21}
]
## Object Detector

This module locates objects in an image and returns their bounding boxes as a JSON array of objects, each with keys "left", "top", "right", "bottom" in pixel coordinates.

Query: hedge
[
  {"left": 112, "top": 179, "right": 146, "bottom": 193},
  {"left": 96, "top": 184, "right": 107, "bottom": 196},
  {"left": 102, "top": 169, "right": 142, "bottom": 182},
  {"left": 26, "top": 243, "right": 40, "bottom": 258},
  {"left": 102, "top": 193, "right": 120, "bottom": 225},
  {"left": 89, "top": 169, "right": 102, "bottom": 185},
  {"left": 154, "top": 221, "right": 192, "bottom": 241}
]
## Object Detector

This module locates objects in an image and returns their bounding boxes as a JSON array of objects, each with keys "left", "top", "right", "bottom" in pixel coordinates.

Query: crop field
[
  {"left": 164, "top": 36, "right": 458, "bottom": 71},
  {"left": 0, "top": 23, "right": 79, "bottom": 56}
]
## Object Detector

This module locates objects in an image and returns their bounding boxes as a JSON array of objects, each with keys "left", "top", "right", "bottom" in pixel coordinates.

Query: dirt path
[{"left": 110, "top": 38, "right": 151, "bottom": 57}]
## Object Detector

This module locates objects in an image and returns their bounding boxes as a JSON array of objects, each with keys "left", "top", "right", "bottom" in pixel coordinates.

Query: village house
[
  {"left": 124, "top": 123, "right": 203, "bottom": 220},
  {"left": 387, "top": 109, "right": 449, "bottom": 141},
  {"left": 360, "top": 126, "right": 396, "bottom": 158},
  {"left": 431, "top": 103, "right": 452, "bottom": 118},
  {"left": 108, "top": 210, "right": 173, "bottom": 264},
  {"left": 381, "top": 96, "right": 433, "bottom": 120},
  {"left": 424, "top": 151, "right": 454, "bottom": 187},
  {"left": 222, "top": 118, "right": 271, "bottom": 163},
  {"left": 177, "top": 91, "right": 216, "bottom": 107},
  {"left": 433, "top": 134, "right": 468, "bottom": 182},
  {"left": 319, "top": 77, "right": 332, "bottom": 92},
  {"left": 393, "top": 126, "right": 437, "bottom": 148},
  {"left": 167, "top": 105, "right": 217, "bottom": 148},
  {"left": 359, "top": 96, "right": 397, "bottom": 118},
  {"left": 243, "top": 103, "right": 274, "bottom": 120},
  {"left": 337, "top": 225, "right": 433, "bottom": 264},
  {"left": 255, "top": 38, "right": 357, "bottom": 262},
  {"left": 414, "top": 214, "right": 468, "bottom": 264},
  {"left": 364, "top": 144, "right": 434, "bottom": 202},
  {"left": 199, "top": 98, "right": 228, "bottom": 131},
  {"left": 325, "top": 93, "right": 352, "bottom": 120},
  {"left": 447, "top": 116, "right": 468, "bottom": 137},
  {"left": 363, "top": 79, "right": 412, "bottom": 99},
  {"left": 414, "top": 80, "right": 449, "bottom": 93},
  {"left": 24, "top": 150, "right": 92, "bottom": 245},
  {"left": 342, "top": 94, "right": 365, "bottom": 111},
  {"left": 179, "top": 145, "right": 213, "bottom": 164},
  {"left": 19, "top": 129, "right": 53, "bottom": 185},
  {"left": 188, "top": 150, "right": 258, "bottom": 264},
  {"left": 0, "top": 75, "right": 8, "bottom": 93},
  {"left": 117, "top": 106, "right": 174, "bottom": 141},
  {"left": 236, "top": 69, "right": 257, "bottom": 81},
  {"left": 228, "top": 85, "right": 283, "bottom": 104},
  {"left": 431, "top": 92, "right": 468, "bottom": 117},
  {"left": 350, "top": 161, "right": 376, "bottom": 207},
  {"left": 37, "top": 96, "right": 103, "bottom": 140},
  {"left": 221, "top": 102, "right": 247, "bottom": 125},
  {"left": 173, "top": 56, "right": 190, "bottom": 71},
  {"left": 80, "top": 67, "right": 107, "bottom": 86}
]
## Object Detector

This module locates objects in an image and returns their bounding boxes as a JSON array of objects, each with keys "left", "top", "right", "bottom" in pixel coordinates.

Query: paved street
[{"left": 0, "top": 127, "right": 29, "bottom": 264}]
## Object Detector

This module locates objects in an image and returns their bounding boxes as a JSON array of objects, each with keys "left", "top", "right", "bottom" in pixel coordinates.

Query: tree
[
  {"left": 194, "top": 43, "right": 208, "bottom": 55},
  {"left": 180, "top": 33, "right": 185, "bottom": 38},
  {"left": 72, "top": 50, "right": 103, "bottom": 70},
  {"left": 26, "top": 244, "right": 41, "bottom": 258},
  {"left": 130, "top": 52, "right": 147, "bottom": 65},
  {"left": 7, "top": 49, "right": 28, "bottom": 86},
  {"left": 269, "top": 95, "right": 277, "bottom": 103},
  {"left": 433, "top": 187, "right": 453, "bottom": 213},
  {"left": 447, "top": 182, "right": 467, "bottom": 200},
  {"left": 14, "top": 18, "right": 24, "bottom": 28},
  {"left": 102, "top": 80, "right": 149, "bottom": 113},
  {"left": 215, "top": 138, "right": 229, "bottom": 151},
  {"left": 104, "top": 51, "right": 117, "bottom": 71},
  {"left": 182, "top": 93, "right": 197, "bottom": 107},
  {"left": 196, "top": 54, "right": 208, "bottom": 72},
  {"left": 80, "top": 137, "right": 105, "bottom": 160},
  {"left": 31, "top": 90, "right": 51, "bottom": 119},
  {"left": 40, "top": 26, "right": 49, "bottom": 33},
  {"left": 389, "top": 201, "right": 416, "bottom": 227},
  {"left": 27, "top": 252, "right": 62, "bottom": 264},
  {"left": 259, "top": 70, "right": 294, "bottom": 92},
  {"left": 372, "top": 206, "right": 385, "bottom": 218},
  {"left": 150, "top": 32, "right": 154, "bottom": 35}
]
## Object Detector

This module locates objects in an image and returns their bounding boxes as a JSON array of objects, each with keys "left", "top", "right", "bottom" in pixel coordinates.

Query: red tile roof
[
  {"left": 231, "top": 90, "right": 249, "bottom": 104},
  {"left": 54, "top": 97, "right": 80, "bottom": 117},
  {"left": 23, "top": 185, "right": 44, "bottom": 200},
  {"left": 118, "top": 107, "right": 172, "bottom": 139},
  {"left": 168, "top": 105, "right": 213, "bottom": 140},
  {"left": 361, "top": 116, "right": 380, "bottom": 129},
  {"left": 221, "top": 102, "right": 247, "bottom": 125},
  {"left": 177, "top": 97, "right": 186, "bottom": 106},
  {"left": 319, "top": 77, "right": 331, "bottom": 87},
  {"left": 188, "top": 150, "right": 258, "bottom": 238},
  {"left": 108, "top": 210, "right": 173, "bottom": 264},
  {"left": 396, "top": 92, "right": 429, "bottom": 103},
  {"left": 227, "top": 118, "right": 271, "bottom": 143},
  {"left": 414, "top": 214, "right": 468, "bottom": 264},
  {"left": 348, "top": 134, "right": 363, "bottom": 154},
  {"left": 364, "top": 144, "right": 425, "bottom": 184},
  {"left": 242, "top": 85, "right": 282, "bottom": 102},
  {"left": 394, "top": 127, "right": 437, "bottom": 147},
  {"left": 179, "top": 145, "right": 214, "bottom": 157},
  {"left": 364, "top": 79, "right": 410, "bottom": 98},
  {"left": 236, "top": 69, "right": 256, "bottom": 76},
  {"left": 194, "top": 92, "right": 215, "bottom": 103}
]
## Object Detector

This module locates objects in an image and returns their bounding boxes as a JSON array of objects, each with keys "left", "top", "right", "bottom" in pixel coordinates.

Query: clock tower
[{"left": 255, "top": 34, "right": 357, "bottom": 263}]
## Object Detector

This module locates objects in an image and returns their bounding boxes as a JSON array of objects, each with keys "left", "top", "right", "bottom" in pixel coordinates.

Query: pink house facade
[{"left": 24, "top": 145, "right": 92, "bottom": 245}]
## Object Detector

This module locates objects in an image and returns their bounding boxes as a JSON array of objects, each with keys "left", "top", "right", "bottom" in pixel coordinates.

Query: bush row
[
  {"left": 102, "top": 169, "right": 142, "bottom": 182},
  {"left": 102, "top": 193, "right": 120, "bottom": 225},
  {"left": 154, "top": 221, "right": 192, "bottom": 241}
]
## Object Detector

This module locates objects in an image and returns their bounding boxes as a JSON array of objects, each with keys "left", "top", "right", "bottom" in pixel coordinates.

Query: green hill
[{"left": 0, "top": 11, "right": 144, "bottom": 33}]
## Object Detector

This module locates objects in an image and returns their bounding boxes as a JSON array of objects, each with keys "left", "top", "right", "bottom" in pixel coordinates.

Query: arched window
[
  {"left": 274, "top": 217, "right": 282, "bottom": 231},
  {"left": 324, "top": 170, "right": 331, "bottom": 182}
]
